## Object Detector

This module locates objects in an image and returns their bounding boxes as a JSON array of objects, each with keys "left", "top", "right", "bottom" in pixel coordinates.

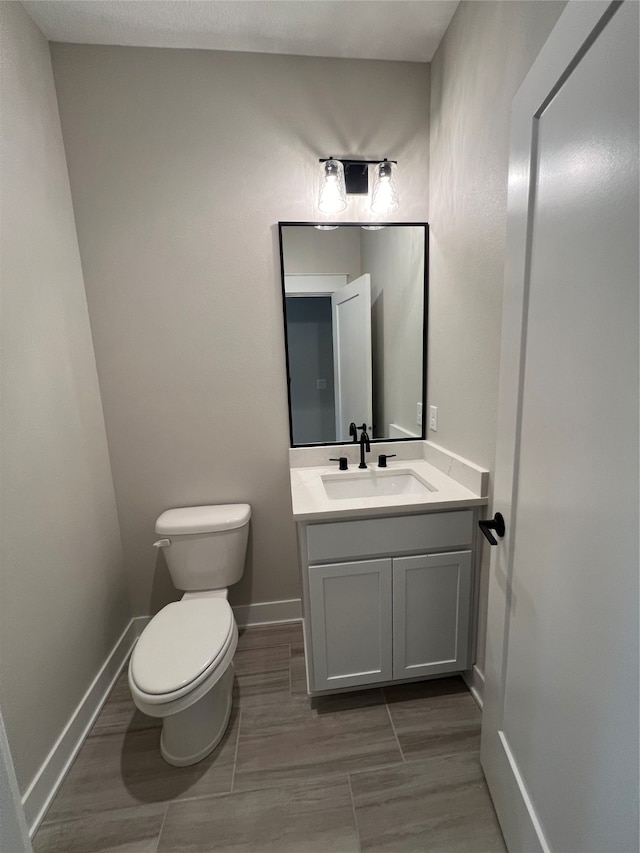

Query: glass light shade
[
  {"left": 370, "top": 161, "right": 399, "bottom": 214},
  {"left": 318, "top": 159, "right": 347, "bottom": 213}
]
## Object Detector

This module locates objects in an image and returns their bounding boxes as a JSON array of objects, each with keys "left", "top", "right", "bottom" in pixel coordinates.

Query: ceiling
[{"left": 22, "top": 1, "right": 459, "bottom": 63}]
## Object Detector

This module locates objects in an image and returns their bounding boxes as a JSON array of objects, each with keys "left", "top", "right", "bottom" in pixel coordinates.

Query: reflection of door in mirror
[
  {"left": 284, "top": 273, "right": 373, "bottom": 444},
  {"left": 331, "top": 274, "right": 373, "bottom": 441}
]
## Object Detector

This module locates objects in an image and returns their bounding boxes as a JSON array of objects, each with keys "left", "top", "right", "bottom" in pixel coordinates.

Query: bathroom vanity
[
  {"left": 290, "top": 444, "right": 489, "bottom": 695},
  {"left": 280, "top": 224, "right": 488, "bottom": 696}
]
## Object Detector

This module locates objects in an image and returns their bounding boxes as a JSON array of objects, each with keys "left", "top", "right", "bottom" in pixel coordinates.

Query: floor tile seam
[
  {"left": 152, "top": 802, "right": 170, "bottom": 853},
  {"left": 232, "top": 696, "right": 293, "bottom": 712},
  {"left": 399, "top": 748, "right": 483, "bottom": 767},
  {"left": 384, "top": 698, "right": 406, "bottom": 763},
  {"left": 171, "top": 772, "right": 355, "bottom": 803},
  {"left": 84, "top": 723, "right": 164, "bottom": 744},
  {"left": 236, "top": 633, "right": 302, "bottom": 652},
  {"left": 232, "top": 755, "right": 410, "bottom": 794},
  {"left": 87, "top": 723, "right": 162, "bottom": 740},
  {"left": 230, "top": 707, "right": 242, "bottom": 793},
  {"left": 343, "top": 756, "right": 411, "bottom": 786},
  {"left": 404, "top": 741, "right": 480, "bottom": 763},
  {"left": 347, "top": 749, "right": 485, "bottom": 784},
  {"left": 236, "top": 645, "right": 298, "bottom": 655},
  {"left": 234, "top": 661, "right": 291, "bottom": 675},
  {"left": 235, "top": 665, "right": 291, "bottom": 683},
  {"left": 38, "top": 801, "right": 166, "bottom": 830},
  {"left": 346, "top": 771, "right": 364, "bottom": 853},
  {"left": 235, "top": 664, "right": 292, "bottom": 677},
  {"left": 85, "top": 722, "right": 150, "bottom": 738},
  {"left": 382, "top": 697, "right": 476, "bottom": 714},
  {"left": 236, "top": 641, "right": 293, "bottom": 655},
  {"left": 236, "top": 657, "right": 291, "bottom": 671},
  {"left": 233, "top": 716, "right": 399, "bottom": 751},
  {"left": 167, "top": 782, "right": 251, "bottom": 810}
]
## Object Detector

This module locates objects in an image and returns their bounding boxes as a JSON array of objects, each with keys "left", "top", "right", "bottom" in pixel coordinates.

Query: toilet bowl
[{"left": 128, "top": 503, "right": 250, "bottom": 766}]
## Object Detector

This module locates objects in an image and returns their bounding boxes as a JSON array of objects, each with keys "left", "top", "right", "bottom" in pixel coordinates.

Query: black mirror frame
[{"left": 278, "top": 221, "right": 429, "bottom": 448}]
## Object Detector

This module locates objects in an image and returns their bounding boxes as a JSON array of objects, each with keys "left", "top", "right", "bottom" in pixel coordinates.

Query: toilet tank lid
[{"left": 155, "top": 504, "right": 251, "bottom": 535}]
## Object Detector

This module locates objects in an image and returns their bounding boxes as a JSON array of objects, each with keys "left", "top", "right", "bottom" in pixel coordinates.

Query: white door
[
  {"left": 481, "top": 3, "right": 639, "bottom": 852},
  {"left": 332, "top": 274, "right": 373, "bottom": 441}
]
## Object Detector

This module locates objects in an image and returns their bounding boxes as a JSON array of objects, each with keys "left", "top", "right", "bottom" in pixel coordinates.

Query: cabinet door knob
[{"left": 478, "top": 512, "right": 505, "bottom": 546}]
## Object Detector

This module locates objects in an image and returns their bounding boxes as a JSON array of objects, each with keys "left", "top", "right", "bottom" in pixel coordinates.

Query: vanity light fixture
[
  {"left": 318, "top": 157, "right": 399, "bottom": 214},
  {"left": 361, "top": 225, "right": 386, "bottom": 231},
  {"left": 314, "top": 224, "right": 340, "bottom": 230}
]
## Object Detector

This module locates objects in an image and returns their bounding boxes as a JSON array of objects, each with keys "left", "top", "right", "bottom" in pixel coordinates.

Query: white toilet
[{"left": 128, "top": 503, "right": 251, "bottom": 767}]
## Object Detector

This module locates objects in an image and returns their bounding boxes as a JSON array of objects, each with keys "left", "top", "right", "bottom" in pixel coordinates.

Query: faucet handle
[
  {"left": 348, "top": 423, "right": 358, "bottom": 443},
  {"left": 378, "top": 454, "right": 396, "bottom": 468},
  {"left": 329, "top": 457, "right": 348, "bottom": 471}
]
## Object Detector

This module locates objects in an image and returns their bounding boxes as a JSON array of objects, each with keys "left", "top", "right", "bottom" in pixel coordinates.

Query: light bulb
[
  {"left": 370, "top": 161, "right": 399, "bottom": 215},
  {"left": 318, "top": 159, "right": 347, "bottom": 214}
]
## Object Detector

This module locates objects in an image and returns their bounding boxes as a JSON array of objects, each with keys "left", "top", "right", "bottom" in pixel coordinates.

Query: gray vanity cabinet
[
  {"left": 302, "top": 510, "right": 476, "bottom": 693},
  {"left": 308, "top": 558, "right": 393, "bottom": 690},
  {"left": 392, "top": 551, "right": 472, "bottom": 680}
]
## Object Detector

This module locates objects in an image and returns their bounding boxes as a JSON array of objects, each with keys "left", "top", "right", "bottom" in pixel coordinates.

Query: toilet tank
[{"left": 154, "top": 504, "right": 251, "bottom": 591}]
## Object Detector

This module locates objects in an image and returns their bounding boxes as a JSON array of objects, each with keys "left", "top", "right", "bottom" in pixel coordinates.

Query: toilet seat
[{"left": 130, "top": 598, "right": 235, "bottom": 704}]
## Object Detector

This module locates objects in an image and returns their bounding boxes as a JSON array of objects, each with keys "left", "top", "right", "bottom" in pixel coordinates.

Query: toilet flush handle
[{"left": 153, "top": 538, "right": 171, "bottom": 548}]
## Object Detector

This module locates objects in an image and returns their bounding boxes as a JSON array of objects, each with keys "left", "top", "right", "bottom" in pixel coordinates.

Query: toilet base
[{"left": 160, "top": 663, "right": 234, "bottom": 767}]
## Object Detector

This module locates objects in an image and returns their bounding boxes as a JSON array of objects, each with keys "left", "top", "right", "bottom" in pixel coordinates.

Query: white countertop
[{"left": 290, "top": 457, "right": 488, "bottom": 522}]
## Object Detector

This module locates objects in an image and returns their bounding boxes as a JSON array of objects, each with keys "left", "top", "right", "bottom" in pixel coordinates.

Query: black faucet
[
  {"left": 356, "top": 423, "right": 371, "bottom": 469},
  {"left": 348, "top": 422, "right": 358, "bottom": 443}
]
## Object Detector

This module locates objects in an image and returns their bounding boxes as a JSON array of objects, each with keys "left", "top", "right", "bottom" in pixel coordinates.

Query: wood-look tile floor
[{"left": 34, "top": 623, "right": 506, "bottom": 853}]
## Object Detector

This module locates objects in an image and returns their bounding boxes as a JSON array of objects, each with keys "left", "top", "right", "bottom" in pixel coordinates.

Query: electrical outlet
[
  {"left": 316, "top": 378, "right": 326, "bottom": 390},
  {"left": 429, "top": 405, "right": 438, "bottom": 431},
  {"left": 416, "top": 402, "right": 423, "bottom": 426}
]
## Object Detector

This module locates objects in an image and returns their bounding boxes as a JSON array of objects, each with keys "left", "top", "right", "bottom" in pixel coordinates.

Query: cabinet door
[
  {"left": 393, "top": 551, "right": 472, "bottom": 679},
  {"left": 309, "top": 558, "right": 392, "bottom": 691}
]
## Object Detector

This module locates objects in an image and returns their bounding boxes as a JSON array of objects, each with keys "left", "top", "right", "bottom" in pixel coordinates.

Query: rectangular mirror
[{"left": 279, "top": 222, "right": 428, "bottom": 446}]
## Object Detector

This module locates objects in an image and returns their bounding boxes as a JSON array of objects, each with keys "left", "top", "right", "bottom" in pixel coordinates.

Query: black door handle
[{"left": 478, "top": 512, "right": 506, "bottom": 546}]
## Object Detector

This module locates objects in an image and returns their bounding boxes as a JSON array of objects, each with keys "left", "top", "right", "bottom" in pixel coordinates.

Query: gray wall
[
  {"left": 428, "top": 0, "right": 566, "bottom": 670},
  {"left": 281, "top": 227, "right": 362, "bottom": 280},
  {"left": 0, "top": 1, "right": 128, "bottom": 793},
  {"left": 50, "top": 44, "right": 430, "bottom": 614}
]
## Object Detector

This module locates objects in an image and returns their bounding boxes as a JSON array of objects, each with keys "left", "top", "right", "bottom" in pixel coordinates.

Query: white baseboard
[
  {"left": 233, "top": 598, "right": 302, "bottom": 627},
  {"left": 463, "top": 664, "right": 485, "bottom": 710},
  {"left": 22, "top": 618, "right": 145, "bottom": 837},
  {"left": 135, "top": 601, "right": 303, "bottom": 630},
  {"left": 132, "top": 614, "right": 151, "bottom": 634}
]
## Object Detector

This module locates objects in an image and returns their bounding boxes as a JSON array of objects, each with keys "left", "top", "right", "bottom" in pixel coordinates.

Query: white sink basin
[{"left": 321, "top": 469, "right": 435, "bottom": 500}]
